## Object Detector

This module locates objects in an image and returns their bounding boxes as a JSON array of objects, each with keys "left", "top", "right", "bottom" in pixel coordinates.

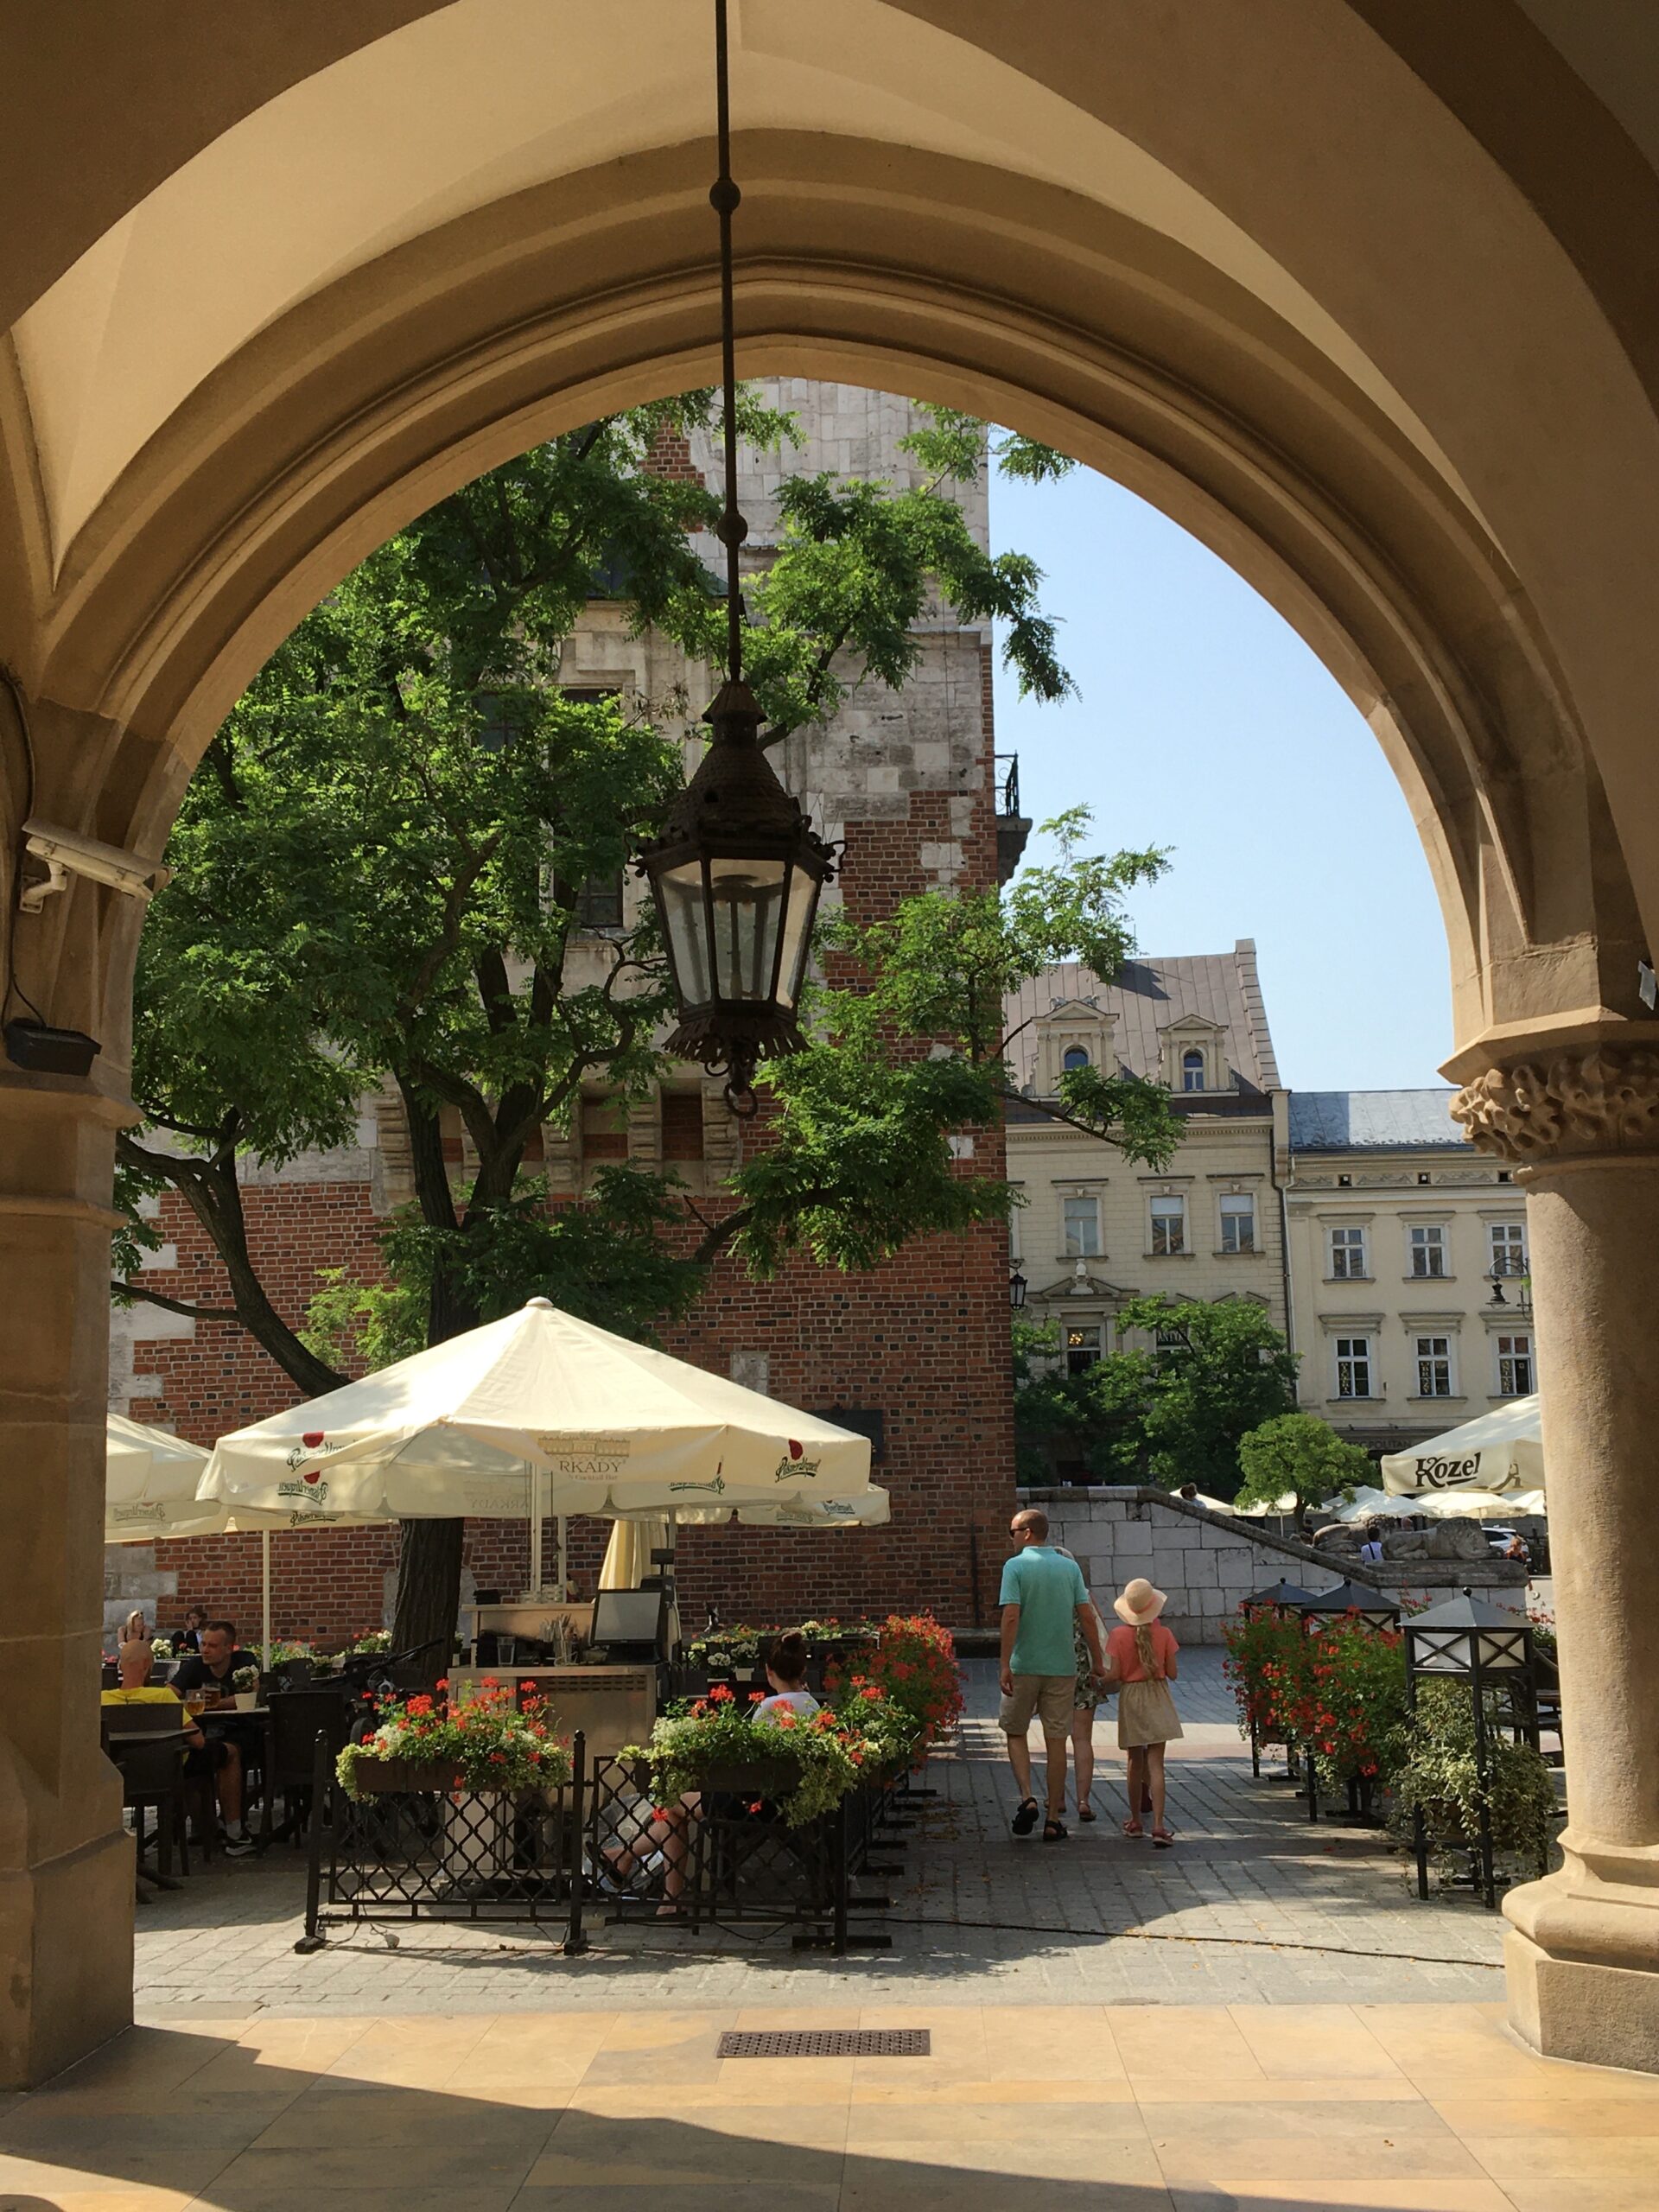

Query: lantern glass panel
[
  {"left": 656, "top": 860, "right": 713, "bottom": 1007},
  {"left": 773, "top": 858, "right": 820, "bottom": 1011},
  {"left": 1410, "top": 1629, "right": 1476, "bottom": 1676},
  {"left": 708, "top": 856, "right": 786, "bottom": 1002}
]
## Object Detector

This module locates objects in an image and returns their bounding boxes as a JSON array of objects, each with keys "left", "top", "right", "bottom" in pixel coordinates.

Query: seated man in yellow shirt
[{"left": 102, "top": 1641, "right": 253, "bottom": 1853}]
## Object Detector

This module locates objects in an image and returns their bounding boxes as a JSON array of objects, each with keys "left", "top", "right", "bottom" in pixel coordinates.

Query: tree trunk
[
  {"left": 391, "top": 1516, "right": 467, "bottom": 1674},
  {"left": 389, "top": 1079, "right": 485, "bottom": 1677}
]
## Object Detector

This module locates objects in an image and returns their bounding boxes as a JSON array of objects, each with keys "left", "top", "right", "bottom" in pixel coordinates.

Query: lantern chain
[{"left": 712, "top": 0, "right": 747, "bottom": 686}]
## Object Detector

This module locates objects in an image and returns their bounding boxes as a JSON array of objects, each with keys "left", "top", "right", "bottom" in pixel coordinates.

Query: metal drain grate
[{"left": 718, "top": 2029, "right": 931, "bottom": 2059}]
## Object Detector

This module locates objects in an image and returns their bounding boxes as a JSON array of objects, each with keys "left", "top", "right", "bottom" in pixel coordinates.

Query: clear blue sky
[{"left": 988, "top": 460, "right": 1452, "bottom": 1093}]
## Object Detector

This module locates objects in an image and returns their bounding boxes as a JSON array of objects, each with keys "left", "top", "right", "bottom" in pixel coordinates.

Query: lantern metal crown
[{"left": 632, "top": 0, "right": 836, "bottom": 1114}]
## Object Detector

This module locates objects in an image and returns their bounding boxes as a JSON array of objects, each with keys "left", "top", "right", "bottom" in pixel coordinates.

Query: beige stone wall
[
  {"left": 1008, "top": 1109, "right": 1285, "bottom": 1356},
  {"left": 1285, "top": 1141, "right": 1535, "bottom": 1451}
]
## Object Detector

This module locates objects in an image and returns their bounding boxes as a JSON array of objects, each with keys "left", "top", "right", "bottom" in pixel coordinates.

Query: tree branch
[{"left": 112, "top": 1281, "right": 239, "bottom": 1325}]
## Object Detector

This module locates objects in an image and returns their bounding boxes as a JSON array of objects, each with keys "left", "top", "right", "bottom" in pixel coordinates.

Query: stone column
[
  {"left": 0, "top": 1071, "right": 135, "bottom": 2088},
  {"left": 1453, "top": 1045, "right": 1659, "bottom": 2072}
]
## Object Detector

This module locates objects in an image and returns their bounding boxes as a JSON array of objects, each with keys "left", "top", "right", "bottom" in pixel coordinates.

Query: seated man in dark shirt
[{"left": 171, "top": 1620, "right": 260, "bottom": 1849}]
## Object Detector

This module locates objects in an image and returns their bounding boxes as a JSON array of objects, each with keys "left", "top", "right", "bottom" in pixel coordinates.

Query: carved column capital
[{"left": 1452, "top": 1045, "right": 1659, "bottom": 1165}]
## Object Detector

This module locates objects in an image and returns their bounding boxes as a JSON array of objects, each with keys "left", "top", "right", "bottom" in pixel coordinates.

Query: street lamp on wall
[
  {"left": 632, "top": 0, "right": 836, "bottom": 1113},
  {"left": 1007, "top": 1268, "right": 1028, "bottom": 1310}
]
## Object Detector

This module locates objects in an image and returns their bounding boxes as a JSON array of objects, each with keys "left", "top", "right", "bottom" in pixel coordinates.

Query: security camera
[{"left": 19, "top": 818, "right": 170, "bottom": 911}]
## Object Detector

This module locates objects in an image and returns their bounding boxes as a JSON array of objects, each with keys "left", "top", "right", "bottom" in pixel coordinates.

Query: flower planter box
[
  {"left": 694, "top": 1758, "right": 799, "bottom": 1798},
  {"left": 347, "top": 1756, "right": 464, "bottom": 1795}
]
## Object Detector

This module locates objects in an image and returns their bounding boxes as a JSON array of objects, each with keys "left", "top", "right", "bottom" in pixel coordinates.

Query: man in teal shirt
[{"left": 999, "top": 1506, "right": 1107, "bottom": 1840}]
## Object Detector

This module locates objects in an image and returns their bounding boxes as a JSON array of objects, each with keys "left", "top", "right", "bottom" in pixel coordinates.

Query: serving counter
[{"left": 447, "top": 1663, "right": 657, "bottom": 1756}]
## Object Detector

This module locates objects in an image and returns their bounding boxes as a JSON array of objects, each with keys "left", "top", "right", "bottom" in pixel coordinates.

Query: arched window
[
  {"left": 1061, "top": 1045, "right": 1090, "bottom": 1072},
  {"left": 1181, "top": 1047, "right": 1206, "bottom": 1091}
]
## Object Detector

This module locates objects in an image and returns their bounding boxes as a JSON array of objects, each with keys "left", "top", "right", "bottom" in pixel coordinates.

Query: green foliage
[
  {"left": 738, "top": 803, "right": 1179, "bottom": 1281},
  {"left": 1236, "top": 1412, "right": 1373, "bottom": 1518},
  {"left": 120, "top": 391, "right": 1112, "bottom": 1387},
  {"left": 336, "top": 1681, "right": 572, "bottom": 1801},
  {"left": 1386, "top": 1681, "right": 1557, "bottom": 1879},
  {"left": 1015, "top": 1296, "right": 1299, "bottom": 1490},
  {"left": 1222, "top": 1608, "right": 1310, "bottom": 1745},
  {"left": 627, "top": 1685, "right": 876, "bottom": 1827},
  {"left": 1302, "top": 1620, "right": 1408, "bottom": 1788}
]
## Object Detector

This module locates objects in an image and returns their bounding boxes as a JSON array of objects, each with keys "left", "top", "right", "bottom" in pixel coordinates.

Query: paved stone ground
[
  {"left": 131, "top": 1655, "right": 1512, "bottom": 2021},
  {"left": 10, "top": 1999, "right": 1656, "bottom": 2212}
]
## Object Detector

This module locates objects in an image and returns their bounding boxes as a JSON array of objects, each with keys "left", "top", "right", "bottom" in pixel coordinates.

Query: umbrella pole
[
  {"left": 528, "top": 1462, "right": 543, "bottom": 1592},
  {"left": 261, "top": 1529, "right": 271, "bottom": 1670},
  {"left": 556, "top": 1516, "right": 568, "bottom": 1602}
]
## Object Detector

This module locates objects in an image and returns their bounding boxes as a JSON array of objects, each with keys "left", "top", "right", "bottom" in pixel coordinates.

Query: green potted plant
[
  {"left": 1386, "top": 1680, "right": 1556, "bottom": 1890},
  {"left": 626, "top": 1685, "right": 874, "bottom": 1827},
  {"left": 336, "top": 1679, "right": 572, "bottom": 1800},
  {"left": 231, "top": 1663, "right": 261, "bottom": 1712}
]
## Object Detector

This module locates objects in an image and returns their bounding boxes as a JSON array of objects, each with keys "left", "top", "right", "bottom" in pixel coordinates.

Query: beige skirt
[{"left": 1116, "top": 1678, "right": 1184, "bottom": 1748}]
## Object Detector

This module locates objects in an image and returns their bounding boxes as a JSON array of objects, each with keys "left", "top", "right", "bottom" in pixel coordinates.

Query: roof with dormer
[{"left": 1003, "top": 941, "right": 1280, "bottom": 1098}]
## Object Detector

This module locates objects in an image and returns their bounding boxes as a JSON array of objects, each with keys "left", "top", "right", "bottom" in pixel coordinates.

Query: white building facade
[
  {"left": 1282, "top": 1090, "right": 1536, "bottom": 1458},
  {"left": 1003, "top": 943, "right": 1287, "bottom": 1418}
]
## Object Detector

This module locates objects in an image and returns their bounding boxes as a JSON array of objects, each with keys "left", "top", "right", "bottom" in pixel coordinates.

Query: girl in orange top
[{"left": 1106, "top": 1579, "right": 1183, "bottom": 1847}]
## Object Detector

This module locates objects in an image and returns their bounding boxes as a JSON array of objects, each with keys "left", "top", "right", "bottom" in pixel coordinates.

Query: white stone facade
[{"left": 1282, "top": 1091, "right": 1537, "bottom": 1454}]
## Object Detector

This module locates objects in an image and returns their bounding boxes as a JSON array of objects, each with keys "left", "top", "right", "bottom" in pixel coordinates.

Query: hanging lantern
[
  {"left": 637, "top": 681, "right": 835, "bottom": 1108},
  {"left": 633, "top": 0, "right": 836, "bottom": 1111}
]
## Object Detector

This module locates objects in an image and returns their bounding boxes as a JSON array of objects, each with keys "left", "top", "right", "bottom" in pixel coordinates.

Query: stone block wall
[{"left": 1021, "top": 1486, "right": 1528, "bottom": 1643}]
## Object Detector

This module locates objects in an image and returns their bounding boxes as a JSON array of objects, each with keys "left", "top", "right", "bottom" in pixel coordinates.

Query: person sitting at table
[
  {"left": 102, "top": 1640, "right": 256, "bottom": 1855},
  {"left": 170, "top": 1619, "right": 259, "bottom": 1699},
  {"left": 171, "top": 1605, "right": 207, "bottom": 1655},
  {"left": 122, "top": 1607, "right": 149, "bottom": 1648},
  {"left": 168, "top": 1622, "right": 261, "bottom": 1851},
  {"left": 603, "top": 1630, "right": 818, "bottom": 1912}
]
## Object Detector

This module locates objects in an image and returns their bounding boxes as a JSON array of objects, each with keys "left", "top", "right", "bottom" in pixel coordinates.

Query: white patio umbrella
[
  {"left": 597, "top": 1485, "right": 891, "bottom": 1592},
  {"left": 105, "top": 1413, "right": 213, "bottom": 1514},
  {"left": 1380, "top": 1395, "right": 1543, "bottom": 1497},
  {"left": 105, "top": 1418, "right": 391, "bottom": 1665},
  {"left": 200, "top": 1297, "right": 873, "bottom": 1522}
]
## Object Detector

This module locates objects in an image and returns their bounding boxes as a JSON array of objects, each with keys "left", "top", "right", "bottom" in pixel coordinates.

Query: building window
[
  {"left": 581, "top": 1092, "right": 629, "bottom": 1161},
  {"left": 1062, "top": 1195, "right": 1100, "bottom": 1256},
  {"left": 1408, "top": 1224, "right": 1447, "bottom": 1278},
  {"left": 1489, "top": 1222, "right": 1527, "bottom": 1277},
  {"left": 1218, "top": 1192, "right": 1255, "bottom": 1252},
  {"left": 1335, "top": 1337, "right": 1373, "bottom": 1398},
  {"left": 1414, "top": 1334, "right": 1454, "bottom": 1397},
  {"left": 574, "top": 870, "right": 626, "bottom": 931},
  {"left": 1497, "top": 1332, "right": 1534, "bottom": 1395},
  {"left": 1329, "top": 1224, "right": 1368, "bottom": 1280},
  {"left": 1065, "top": 1324, "right": 1103, "bottom": 1376},
  {"left": 1181, "top": 1048, "right": 1206, "bottom": 1091},
  {"left": 1061, "top": 1045, "right": 1090, "bottom": 1072},
  {"left": 1149, "top": 1193, "right": 1186, "bottom": 1255},
  {"left": 660, "top": 1090, "right": 704, "bottom": 1162}
]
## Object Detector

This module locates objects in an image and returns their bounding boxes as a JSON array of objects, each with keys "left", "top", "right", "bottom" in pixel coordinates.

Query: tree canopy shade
[
  {"left": 1235, "top": 1411, "right": 1374, "bottom": 1520},
  {"left": 116, "top": 391, "right": 1177, "bottom": 1656},
  {"left": 1014, "top": 1295, "right": 1300, "bottom": 1494}
]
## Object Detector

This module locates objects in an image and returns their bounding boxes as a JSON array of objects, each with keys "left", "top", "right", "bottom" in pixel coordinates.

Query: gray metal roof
[
  {"left": 1003, "top": 942, "right": 1279, "bottom": 1095},
  {"left": 1288, "top": 1090, "right": 1466, "bottom": 1153}
]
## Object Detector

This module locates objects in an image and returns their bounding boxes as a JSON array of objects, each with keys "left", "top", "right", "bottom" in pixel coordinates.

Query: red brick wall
[{"left": 130, "top": 777, "right": 1015, "bottom": 1637}]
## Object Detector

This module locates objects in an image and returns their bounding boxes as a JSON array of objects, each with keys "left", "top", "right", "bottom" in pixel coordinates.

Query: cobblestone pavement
[{"left": 131, "top": 1655, "right": 1511, "bottom": 2022}]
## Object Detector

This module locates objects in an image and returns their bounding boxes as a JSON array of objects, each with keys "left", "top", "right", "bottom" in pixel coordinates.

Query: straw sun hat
[{"left": 1113, "top": 1578, "right": 1167, "bottom": 1625}]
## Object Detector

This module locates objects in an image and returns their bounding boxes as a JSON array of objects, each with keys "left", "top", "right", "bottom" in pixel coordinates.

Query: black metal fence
[{"left": 298, "top": 1731, "right": 918, "bottom": 1955}]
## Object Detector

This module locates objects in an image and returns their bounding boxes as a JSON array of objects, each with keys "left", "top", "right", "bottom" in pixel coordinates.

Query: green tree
[
  {"left": 1014, "top": 1295, "right": 1299, "bottom": 1492},
  {"left": 1235, "top": 1411, "right": 1373, "bottom": 1521},
  {"left": 116, "top": 395, "right": 1174, "bottom": 1658}
]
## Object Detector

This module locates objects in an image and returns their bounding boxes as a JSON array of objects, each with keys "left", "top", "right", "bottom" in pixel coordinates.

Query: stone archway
[{"left": 4, "top": 1, "right": 1659, "bottom": 2082}]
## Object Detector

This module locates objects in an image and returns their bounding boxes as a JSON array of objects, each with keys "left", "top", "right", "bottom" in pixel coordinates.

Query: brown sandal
[
  {"left": 1152, "top": 1827, "right": 1174, "bottom": 1848},
  {"left": 1122, "top": 1817, "right": 1143, "bottom": 1837}
]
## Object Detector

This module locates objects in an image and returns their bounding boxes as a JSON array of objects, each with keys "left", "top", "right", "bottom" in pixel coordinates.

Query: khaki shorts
[{"left": 999, "top": 1674, "right": 1076, "bottom": 1737}]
